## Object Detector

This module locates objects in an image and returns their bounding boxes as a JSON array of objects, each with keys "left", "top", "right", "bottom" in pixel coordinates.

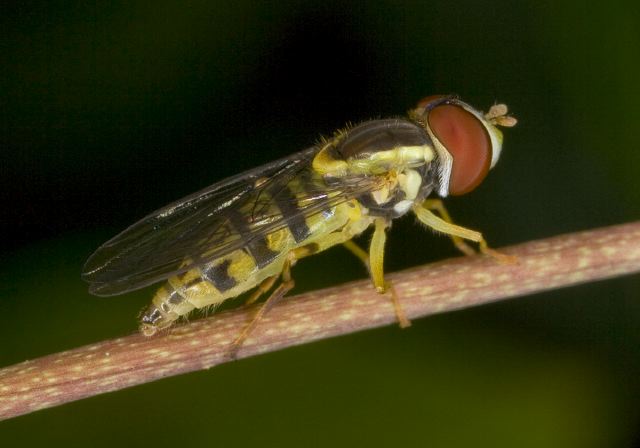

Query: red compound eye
[{"left": 427, "top": 103, "right": 492, "bottom": 196}]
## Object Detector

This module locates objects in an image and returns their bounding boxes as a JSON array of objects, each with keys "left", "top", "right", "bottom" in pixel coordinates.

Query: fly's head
[{"left": 408, "top": 95, "right": 517, "bottom": 197}]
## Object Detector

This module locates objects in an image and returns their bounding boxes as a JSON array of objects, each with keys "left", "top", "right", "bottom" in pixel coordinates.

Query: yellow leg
[
  {"left": 422, "top": 199, "right": 479, "bottom": 255},
  {"left": 342, "top": 240, "right": 369, "bottom": 266},
  {"left": 369, "top": 218, "right": 388, "bottom": 293},
  {"left": 416, "top": 199, "right": 516, "bottom": 263},
  {"left": 387, "top": 282, "right": 411, "bottom": 328},
  {"left": 228, "top": 246, "right": 316, "bottom": 358},
  {"left": 228, "top": 282, "right": 294, "bottom": 359},
  {"left": 369, "top": 218, "right": 411, "bottom": 328},
  {"left": 244, "top": 275, "right": 278, "bottom": 306},
  {"left": 228, "top": 260, "right": 294, "bottom": 359}
]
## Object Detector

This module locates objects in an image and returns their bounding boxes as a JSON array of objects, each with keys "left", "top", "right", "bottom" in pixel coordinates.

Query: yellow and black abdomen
[{"left": 139, "top": 177, "right": 360, "bottom": 335}]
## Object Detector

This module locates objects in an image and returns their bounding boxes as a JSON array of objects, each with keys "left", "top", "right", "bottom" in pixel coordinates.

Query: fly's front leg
[
  {"left": 416, "top": 199, "right": 516, "bottom": 263},
  {"left": 369, "top": 218, "right": 411, "bottom": 328},
  {"left": 421, "top": 199, "right": 479, "bottom": 255}
]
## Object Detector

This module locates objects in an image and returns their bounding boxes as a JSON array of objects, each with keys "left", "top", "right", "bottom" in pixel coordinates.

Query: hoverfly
[{"left": 83, "top": 95, "right": 516, "bottom": 353}]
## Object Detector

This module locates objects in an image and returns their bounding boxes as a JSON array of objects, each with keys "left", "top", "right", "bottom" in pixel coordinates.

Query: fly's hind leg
[
  {"left": 228, "top": 277, "right": 294, "bottom": 359},
  {"left": 244, "top": 275, "right": 279, "bottom": 306},
  {"left": 416, "top": 199, "right": 516, "bottom": 263},
  {"left": 228, "top": 245, "right": 317, "bottom": 359}
]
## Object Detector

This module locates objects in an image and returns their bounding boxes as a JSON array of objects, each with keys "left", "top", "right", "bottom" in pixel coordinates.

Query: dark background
[{"left": 2, "top": 1, "right": 640, "bottom": 446}]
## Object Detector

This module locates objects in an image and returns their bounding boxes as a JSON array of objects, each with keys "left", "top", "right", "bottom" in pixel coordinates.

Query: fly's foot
[
  {"left": 452, "top": 237, "right": 478, "bottom": 257},
  {"left": 479, "top": 240, "right": 518, "bottom": 265},
  {"left": 381, "top": 282, "right": 411, "bottom": 329}
]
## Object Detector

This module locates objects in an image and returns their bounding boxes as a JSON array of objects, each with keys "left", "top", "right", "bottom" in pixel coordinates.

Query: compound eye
[{"left": 427, "top": 103, "right": 492, "bottom": 195}]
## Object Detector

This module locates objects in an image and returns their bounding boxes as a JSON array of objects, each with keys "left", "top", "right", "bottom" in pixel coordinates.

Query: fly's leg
[
  {"left": 229, "top": 288, "right": 294, "bottom": 359},
  {"left": 386, "top": 282, "right": 410, "bottom": 328},
  {"left": 416, "top": 199, "right": 516, "bottom": 263},
  {"left": 228, "top": 246, "right": 317, "bottom": 359},
  {"left": 342, "top": 240, "right": 369, "bottom": 267},
  {"left": 228, "top": 260, "right": 294, "bottom": 359},
  {"left": 244, "top": 275, "right": 279, "bottom": 306},
  {"left": 422, "top": 199, "right": 477, "bottom": 255},
  {"left": 369, "top": 218, "right": 411, "bottom": 328},
  {"left": 369, "top": 219, "right": 388, "bottom": 292}
]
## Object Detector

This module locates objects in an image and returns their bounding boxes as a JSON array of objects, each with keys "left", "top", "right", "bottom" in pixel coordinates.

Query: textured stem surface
[{"left": 1, "top": 222, "right": 640, "bottom": 421}]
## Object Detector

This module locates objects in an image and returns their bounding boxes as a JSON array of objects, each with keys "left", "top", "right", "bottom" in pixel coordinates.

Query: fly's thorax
[
  {"left": 354, "top": 164, "right": 436, "bottom": 219},
  {"left": 313, "top": 119, "right": 435, "bottom": 176},
  {"left": 313, "top": 118, "right": 438, "bottom": 219}
]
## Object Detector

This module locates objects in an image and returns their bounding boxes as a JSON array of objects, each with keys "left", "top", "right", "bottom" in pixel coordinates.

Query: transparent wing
[{"left": 82, "top": 145, "right": 379, "bottom": 296}]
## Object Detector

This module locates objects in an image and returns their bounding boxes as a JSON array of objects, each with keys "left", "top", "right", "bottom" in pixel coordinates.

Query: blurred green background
[{"left": 1, "top": 1, "right": 640, "bottom": 446}]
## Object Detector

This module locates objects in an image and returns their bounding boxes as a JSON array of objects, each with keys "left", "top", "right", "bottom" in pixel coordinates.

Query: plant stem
[{"left": 1, "top": 221, "right": 640, "bottom": 421}]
